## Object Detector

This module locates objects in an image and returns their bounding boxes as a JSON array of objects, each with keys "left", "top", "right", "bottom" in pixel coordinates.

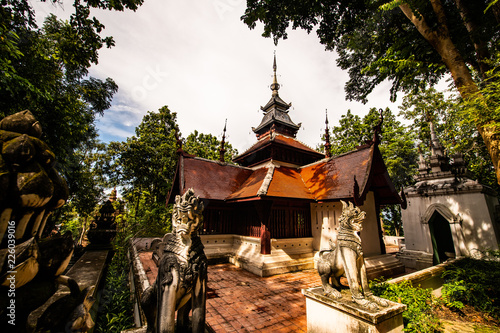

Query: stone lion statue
[
  {"left": 316, "top": 200, "right": 388, "bottom": 310},
  {"left": 141, "top": 188, "right": 207, "bottom": 332}
]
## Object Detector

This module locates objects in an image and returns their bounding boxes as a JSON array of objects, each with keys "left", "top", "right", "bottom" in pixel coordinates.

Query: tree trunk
[
  {"left": 134, "top": 188, "right": 142, "bottom": 224},
  {"left": 454, "top": 0, "right": 491, "bottom": 78},
  {"left": 399, "top": 1, "right": 500, "bottom": 184}
]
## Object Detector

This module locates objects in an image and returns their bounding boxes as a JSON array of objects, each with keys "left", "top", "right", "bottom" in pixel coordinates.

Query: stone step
[
  {"left": 261, "top": 256, "right": 315, "bottom": 276},
  {"left": 365, "top": 254, "right": 405, "bottom": 280}
]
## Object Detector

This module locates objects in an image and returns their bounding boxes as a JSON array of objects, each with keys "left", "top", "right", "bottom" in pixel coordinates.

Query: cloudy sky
[{"left": 33, "top": 0, "right": 402, "bottom": 153}]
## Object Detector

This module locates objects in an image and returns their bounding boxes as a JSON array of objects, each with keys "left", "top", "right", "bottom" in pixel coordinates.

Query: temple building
[
  {"left": 398, "top": 123, "right": 500, "bottom": 270},
  {"left": 167, "top": 56, "right": 405, "bottom": 277}
]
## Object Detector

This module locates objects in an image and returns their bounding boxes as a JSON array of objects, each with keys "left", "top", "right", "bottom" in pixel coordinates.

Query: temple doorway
[{"left": 428, "top": 212, "right": 456, "bottom": 265}]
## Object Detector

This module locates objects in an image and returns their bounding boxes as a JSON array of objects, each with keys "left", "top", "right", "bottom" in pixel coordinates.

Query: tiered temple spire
[
  {"left": 270, "top": 54, "right": 280, "bottom": 97},
  {"left": 252, "top": 55, "right": 301, "bottom": 139},
  {"left": 219, "top": 119, "right": 227, "bottom": 162},
  {"left": 324, "top": 110, "right": 332, "bottom": 158}
]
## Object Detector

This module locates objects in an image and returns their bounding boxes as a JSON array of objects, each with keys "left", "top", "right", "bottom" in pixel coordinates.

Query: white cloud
[{"left": 32, "top": 0, "right": 402, "bottom": 152}]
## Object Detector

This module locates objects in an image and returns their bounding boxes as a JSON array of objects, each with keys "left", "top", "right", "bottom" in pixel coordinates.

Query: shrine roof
[
  {"left": 253, "top": 106, "right": 299, "bottom": 134},
  {"left": 168, "top": 143, "right": 402, "bottom": 206},
  {"left": 234, "top": 133, "right": 323, "bottom": 163},
  {"left": 300, "top": 146, "right": 372, "bottom": 201},
  {"left": 225, "top": 165, "right": 315, "bottom": 200},
  {"left": 167, "top": 155, "right": 254, "bottom": 203},
  {"left": 266, "top": 167, "right": 315, "bottom": 199},
  {"left": 261, "top": 94, "right": 290, "bottom": 112},
  {"left": 225, "top": 168, "right": 268, "bottom": 200}
]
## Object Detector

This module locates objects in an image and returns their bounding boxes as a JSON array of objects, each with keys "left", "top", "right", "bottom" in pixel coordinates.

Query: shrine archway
[
  {"left": 428, "top": 211, "right": 455, "bottom": 264},
  {"left": 422, "top": 203, "right": 463, "bottom": 264}
]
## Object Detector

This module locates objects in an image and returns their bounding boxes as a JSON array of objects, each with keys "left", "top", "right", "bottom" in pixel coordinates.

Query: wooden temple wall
[
  {"left": 201, "top": 201, "right": 312, "bottom": 239},
  {"left": 268, "top": 206, "right": 311, "bottom": 238}
]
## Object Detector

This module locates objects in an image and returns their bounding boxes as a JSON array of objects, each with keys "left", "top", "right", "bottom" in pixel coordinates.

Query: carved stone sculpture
[
  {"left": 317, "top": 200, "right": 388, "bottom": 310},
  {"left": 87, "top": 200, "right": 117, "bottom": 247},
  {"left": 0, "top": 110, "right": 92, "bottom": 332},
  {"left": 141, "top": 188, "right": 207, "bottom": 332}
]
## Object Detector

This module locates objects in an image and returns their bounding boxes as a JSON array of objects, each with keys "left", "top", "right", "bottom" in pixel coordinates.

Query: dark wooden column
[{"left": 254, "top": 200, "right": 273, "bottom": 255}]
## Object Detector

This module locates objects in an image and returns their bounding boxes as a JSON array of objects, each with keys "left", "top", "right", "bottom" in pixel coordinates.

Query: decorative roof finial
[
  {"left": 372, "top": 108, "right": 384, "bottom": 145},
  {"left": 219, "top": 119, "right": 227, "bottom": 162},
  {"left": 270, "top": 52, "right": 280, "bottom": 97},
  {"left": 430, "top": 121, "right": 444, "bottom": 156},
  {"left": 324, "top": 109, "right": 332, "bottom": 158},
  {"left": 175, "top": 125, "right": 184, "bottom": 155}
]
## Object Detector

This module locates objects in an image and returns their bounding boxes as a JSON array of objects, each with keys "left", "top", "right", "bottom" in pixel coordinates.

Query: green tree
[
  {"left": 105, "top": 106, "right": 179, "bottom": 236},
  {"left": 242, "top": 0, "right": 500, "bottom": 184},
  {"left": 399, "top": 87, "right": 500, "bottom": 191},
  {"left": 50, "top": 138, "right": 109, "bottom": 241},
  {"left": 321, "top": 110, "right": 367, "bottom": 156},
  {"left": 184, "top": 130, "right": 238, "bottom": 163},
  {"left": 323, "top": 108, "right": 418, "bottom": 235},
  {"left": 325, "top": 108, "right": 418, "bottom": 188},
  {"left": 0, "top": 0, "right": 144, "bottom": 195}
]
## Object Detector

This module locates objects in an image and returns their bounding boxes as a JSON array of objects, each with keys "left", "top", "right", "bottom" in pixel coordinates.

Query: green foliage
[
  {"left": 242, "top": 0, "right": 500, "bottom": 184},
  {"left": 184, "top": 130, "right": 238, "bottom": 163},
  {"left": 381, "top": 205, "right": 403, "bottom": 236},
  {"left": 242, "top": 0, "right": 499, "bottom": 102},
  {"left": 321, "top": 107, "right": 418, "bottom": 236},
  {"left": 95, "top": 250, "right": 134, "bottom": 333},
  {"left": 103, "top": 106, "right": 179, "bottom": 238},
  {"left": 59, "top": 215, "right": 82, "bottom": 240},
  {"left": 461, "top": 52, "right": 500, "bottom": 130},
  {"left": 0, "top": 0, "right": 146, "bottom": 223},
  {"left": 441, "top": 258, "right": 500, "bottom": 320},
  {"left": 440, "top": 281, "right": 466, "bottom": 310},
  {"left": 323, "top": 107, "right": 418, "bottom": 189},
  {"left": 120, "top": 106, "right": 178, "bottom": 204},
  {"left": 102, "top": 106, "right": 241, "bottom": 238},
  {"left": 399, "top": 87, "right": 500, "bottom": 192},
  {"left": 122, "top": 190, "right": 172, "bottom": 237},
  {"left": 370, "top": 279, "right": 441, "bottom": 332}
]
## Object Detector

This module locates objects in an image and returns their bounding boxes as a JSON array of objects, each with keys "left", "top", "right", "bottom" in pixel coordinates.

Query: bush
[
  {"left": 370, "top": 279, "right": 441, "bottom": 333},
  {"left": 441, "top": 257, "right": 500, "bottom": 320},
  {"left": 94, "top": 236, "right": 135, "bottom": 332},
  {"left": 440, "top": 280, "right": 466, "bottom": 310}
]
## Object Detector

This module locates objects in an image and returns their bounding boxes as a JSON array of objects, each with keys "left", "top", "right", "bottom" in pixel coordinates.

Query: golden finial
[
  {"left": 324, "top": 109, "right": 332, "bottom": 158},
  {"left": 270, "top": 52, "right": 280, "bottom": 96},
  {"left": 219, "top": 119, "right": 227, "bottom": 162}
]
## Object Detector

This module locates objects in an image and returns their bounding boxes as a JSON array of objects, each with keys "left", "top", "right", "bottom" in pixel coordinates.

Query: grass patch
[
  {"left": 441, "top": 256, "right": 500, "bottom": 322},
  {"left": 94, "top": 235, "right": 135, "bottom": 333}
]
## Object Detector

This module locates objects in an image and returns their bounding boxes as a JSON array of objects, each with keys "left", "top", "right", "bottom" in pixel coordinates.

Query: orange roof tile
[
  {"left": 225, "top": 168, "right": 268, "bottom": 200},
  {"left": 170, "top": 156, "right": 253, "bottom": 201},
  {"left": 169, "top": 143, "right": 401, "bottom": 205},
  {"left": 300, "top": 146, "right": 372, "bottom": 201},
  {"left": 236, "top": 134, "right": 320, "bottom": 158},
  {"left": 266, "top": 167, "right": 314, "bottom": 199}
]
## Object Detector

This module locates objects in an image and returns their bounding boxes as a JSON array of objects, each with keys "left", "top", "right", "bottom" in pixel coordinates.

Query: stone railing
[
  {"left": 200, "top": 235, "right": 314, "bottom": 259},
  {"left": 386, "top": 258, "right": 462, "bottom": 297},
  {"left": 271, "top": 237, "right": 314, "bottom": 254},
  {"left": 383, "top": 236, "right": 404, "bottom": 247}
]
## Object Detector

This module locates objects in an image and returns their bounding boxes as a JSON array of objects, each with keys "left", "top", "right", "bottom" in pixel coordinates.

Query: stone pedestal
[{"left": 302, "top": 287, "right": 406, "bottom": 333}]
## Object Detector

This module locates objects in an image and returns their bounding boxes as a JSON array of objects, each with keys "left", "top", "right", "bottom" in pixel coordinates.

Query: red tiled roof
[
  {"left": 234, "top": 134, "right": 322, "bottom": 161},
  {"left": 266, "top": 167, "right": 314, "bottom": 199},
  {"left": 300, "top": 146, "right": 372, "bottom": 201},
  {"left": 169, "top": 156, "right": 253, "bottom": 202},
  {"left": 169, "top": 143, "right": 401, "bottom": 205},
  {"left": 225, "top": 168, "right": 267, "bottom": 200},
  {"left": 274, "top": 135, "right": 321, "bottom": 155}
]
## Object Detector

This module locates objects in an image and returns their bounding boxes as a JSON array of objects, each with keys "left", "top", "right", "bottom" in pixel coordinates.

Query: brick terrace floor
[
  {"left": 205, "top": 263, "right": 321, "bottom": 333},
  {"left": 138, "top": 251, "right": 322, "bottom": 332}
]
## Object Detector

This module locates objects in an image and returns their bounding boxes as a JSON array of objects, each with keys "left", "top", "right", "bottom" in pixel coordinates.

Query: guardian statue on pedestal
[
  {"left": 141, "top": 188, "right": 207, "bottom": 332},
  {"left": 316, "top": 200, "right": 388, "bottom": 310}
]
